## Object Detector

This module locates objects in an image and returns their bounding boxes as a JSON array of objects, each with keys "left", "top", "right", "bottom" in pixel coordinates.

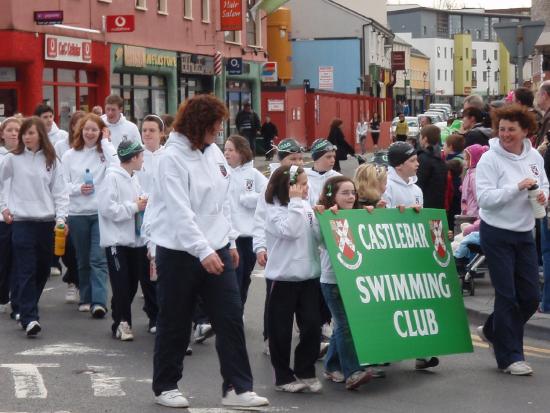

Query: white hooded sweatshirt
[
  {"left": 98, "top": 165, "right": 144, "bottom": 248},
  {"left": 48, "top": 122, "right": 68, "bottom": 146},
  {"left": 135, "top": 146, "right": 163, "bottom": 197},
  {"left": 0, "top": 147, "right": 11, "bottom": 223},
  {"left": 227, "top": 161, "right": 267, "bottom": 237},
  {"left": 100, "top": 114, "right": 141, "bottom": 150},
  {"left": 252, "top": 162, "right": 282, "bottom": 253},
  {"left": 476, "top": 137, "right": 549, "bottom": 232},
  {"left": 382, "top": 166, "right": 424, "bottom": 208},
  {"left": 264, "top": 197, "right": 321, "bottom": 281},
  {"left": 305, "top": 168, "right": 341, "bottom": 207},
  {"left": 146, "top": 132, "right": 238, "bottom": 261},
  {"left": 0, "top": 149, "right": 68, "bottom": 221},
  {"left": 62, "top": 139, "right": 119, "bottom": 216}
]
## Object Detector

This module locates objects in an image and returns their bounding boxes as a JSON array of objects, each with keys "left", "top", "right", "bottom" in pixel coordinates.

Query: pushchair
[{"left": 460, "top": 243, "right": 486, "bottom": 296}]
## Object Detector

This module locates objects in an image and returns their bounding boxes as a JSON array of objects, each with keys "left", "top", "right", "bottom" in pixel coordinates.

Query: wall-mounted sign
[
  {"left": 220, "top": 0, "right": 243, "bottom": 31},
  {"left": 267, "top": 99, "right": 284, "bottom": 112},
  {"left": 106, "top": 15, "right": 135, "bottom": 33},
  {"left": 391, "top": 51, "right": 406, "bottom": 71},
  {"left": 34, "top": 10, "right": 63, "bottom": 25},
  {"left": 45, "top": 35, "right": 92, "bottom": 64},
  {"left": 226, "top": 57, "right": 243, "bottom": 75},
  {"left": 261, "top": 62, "right": 278, "bottom": 82},
  {"left": 319, "top": 66, "right": 334, "bottom": 90},
  {"left": 122, "top": 45, "right": 177, "bottom": 68},
  {"left": 180, "top": 53, "right": 215, "bottom": 75}
]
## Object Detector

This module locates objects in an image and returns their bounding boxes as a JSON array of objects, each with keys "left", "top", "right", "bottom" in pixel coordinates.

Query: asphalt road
[{"left": 1, "top": 271, "right": 550, "bottom": 413}]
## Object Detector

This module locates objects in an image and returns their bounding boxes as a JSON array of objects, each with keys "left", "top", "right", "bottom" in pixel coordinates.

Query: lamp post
[
  {"left": 403, "top": 69, "right": 408, "bottom": 115},
  {"left": 495, "top": 69, "right": 500, "bottom": 97},
  {"left": 486, "top": 58, "right": 492, "bottom": 99},
  {"left": 423, "top": 71, "right": 428, "bottom": 111}
]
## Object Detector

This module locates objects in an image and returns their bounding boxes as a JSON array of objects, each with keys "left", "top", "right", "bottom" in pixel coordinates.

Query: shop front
[
  {"left": 178, "top": 53, "right": 215, "bottom": 103},
  {"left": 110, "top": 44, "right": 177, "bottom": 125},
  {"left": 0, "top": 31, "right": 110, "bottom": 121}
]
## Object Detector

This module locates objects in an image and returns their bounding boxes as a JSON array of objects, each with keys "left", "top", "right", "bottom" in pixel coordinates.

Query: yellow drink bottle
[{"left": 54, "top": 224, "right": 66, "bottom": 256}]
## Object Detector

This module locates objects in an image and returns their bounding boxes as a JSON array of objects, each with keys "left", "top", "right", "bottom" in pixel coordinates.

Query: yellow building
[
  {"left": 453, "top": 33, "right": 473, "bottom": 96},
  {"left": 410, "top": 49, "right": 431, "bottom": 110}
]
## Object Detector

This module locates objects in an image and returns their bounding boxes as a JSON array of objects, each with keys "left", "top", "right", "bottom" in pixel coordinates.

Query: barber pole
[{"left": 214, "top": 51, "right": 223, "bottom": 75}]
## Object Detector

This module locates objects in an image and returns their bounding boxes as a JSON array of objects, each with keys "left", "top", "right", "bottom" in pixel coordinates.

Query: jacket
[
  {"left": 476, "top": 137, "right": 549, "bottom": 232},
  {"left": 252, "top": 162, "right": 281, "bottom": 253},
  {"left": 100, "top": 114, "right": 141, "bottom": 149},
  {"left": 135, "top": 146, "right": 164, "bottom": 196},
  {"left": 98, "top": 165, "right": 144, "bottom": 248},
  {"left": 416, "top": 145, "right": 447, "bottom": 209},
  {"left": 382, "top": 167, "right": 424, "bottom": 208},
  {"left": 464, "top": 123, "right": 492, "bottom": 147},
  {"left": 395, "top": 120, "right": 409, "bottom": 136},
  {"left": 328, "top": 127, "right": 355, "bottom": 161},
  {"left": 0, "top": 149, "right": 68, "bottom": 221},
  {"left": 48, "top": 122, "right": 68, "bottom": 146},
  {"left": 54, "top": 138, "right": 71, "bottom": 158},
  {"left": 264, "top": 197, "right": 321, "bottom": 281},
  {"left": 0, "top": 147, "right": 10, "bottom": 222},
  {"left": 146, "top": 132, "right": 238, "bottom": 260},
  {"left": 227, "top": 161, "right": 268, "bottom": 237},
  {"left": 62, "top": 139, "right": 118, "bottom": 216},
  {"left": 461, "top": 144, "right": 488, "bottom": 217},
  {"left": 305, "top": 168, "right": 341, "bottom": 207}
]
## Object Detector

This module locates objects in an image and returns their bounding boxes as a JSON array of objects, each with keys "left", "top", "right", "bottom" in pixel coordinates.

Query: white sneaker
[
  {"left": 321, "top": 323, "right": 333, "bottom": 342},
  {"left": 116, "top": 321, "right": 134, "bottom": 341},
  {"left": 476, "top": 325, "right": 492, "bottom": 347},
  {"left": 26, "top": 321, "right": 41, "bottom": 337},
  {"left": 154, "top": 389, "right": 189, "bottom": 408},
  {"left": 222, "top": 389, "right": 269, "bottom": 408},
  {"left": 323, "top": 370, "right": 345, "bottom": 383},
  {"left": 0, "top": 302, "right": 10, "bottom": 313},
  {"left": 149, "top": 325, "right": 157, "bottom": 334},
  {"left": 301, "top": 377, "right": 323, "bottom": 393},
  {"left": 318, "top": 342, "right": 330, "bottom": 359},
  {"left": 50, "top": 267, "right": 61, "bottom": 276},
  {"left": 275, "top": 380, "right": 308, "bottom": 393},
  {"left": 194, "top": 323, "right": 214, "bottom": 344},
  {"left": 263, "top": 339, "right": 270, "bottom": 356},
  {"left": 65, "top": 284, "right": 78, "bottom": 303},
  {"left": 502, "top": 361, "right": 533, "bottom": 376},
  {"left": 78, "top": 303, "right": 91, "bottom": 312}
]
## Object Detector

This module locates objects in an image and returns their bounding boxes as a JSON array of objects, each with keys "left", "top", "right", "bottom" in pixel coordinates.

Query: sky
[{"left": 387, "top": 0, "right": 532, "bottom": 9}]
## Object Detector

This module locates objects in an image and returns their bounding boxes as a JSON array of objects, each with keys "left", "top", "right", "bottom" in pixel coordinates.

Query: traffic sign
[
  {"left": 226, "top": 57, "right": 242, "bottom": 75},
  {"left": 106, "top": 15, "right": 135, "bottom": 33}
]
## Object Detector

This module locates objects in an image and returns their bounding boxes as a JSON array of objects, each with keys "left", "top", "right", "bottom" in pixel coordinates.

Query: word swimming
[
  {"left": 358, "top": 222, "right": 430, "bottom": 251},
  {"left": 355, "top": 272, "right": 452, "bottom": 304}
]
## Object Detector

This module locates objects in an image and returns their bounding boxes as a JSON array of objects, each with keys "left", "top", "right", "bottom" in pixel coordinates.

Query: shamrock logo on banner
[
  {"left": 429, "top": 219, "right": 450, "bottom": 267},
  {"left": 330, "top": 219, "right": 362, "bottom": 270}
]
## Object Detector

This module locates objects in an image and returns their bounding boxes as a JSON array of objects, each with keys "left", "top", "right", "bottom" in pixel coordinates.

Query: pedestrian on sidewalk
[
  {"left": 327, "top": 118, "right": 355, "bottom": 172},
  {"left": 147, "top": 95, "right": 268, "bottom": 409},
  {"left": 236, "top": 102, "right": 260, "bottom": 155},
  {"left": 264, "top": 165, "right": 323, "bottom": 393},
  {"left": 0, "top": 117, "right": 20, "bottom": 316},
  {"left": 0, "top": 117, "right": 69, "bottom": 337},
  {"left": 260, "top": 115, "right": 278, "bottom": 160},
  {"left": 62, "top": 114, "right": 117, "bottom": 318},
  {"left": 369, "top": 113, "right": 381, "bottom": 152},
  {"left": 476, "top": 104, "right": 548, "bottom": 375}
]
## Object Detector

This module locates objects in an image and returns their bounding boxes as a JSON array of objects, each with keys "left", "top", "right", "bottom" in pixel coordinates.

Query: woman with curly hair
[{"left": 147, "top": 95, "right": 269, "bottom": 409}]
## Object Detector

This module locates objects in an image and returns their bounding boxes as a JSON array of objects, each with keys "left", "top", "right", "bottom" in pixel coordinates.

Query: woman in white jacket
[
  {"left": 147, "top": 95, "right": 268, "bottom": 409},
  {"left": 0, "top": 117, "right": 69, "bottom": 337},
  {"left": 264, "top": 165, "right": 323, "bottom": 393},
  {"left": 476, "top": 104, "right": 549, "bottom": 376},
  {"left": 62, "top": 113, "right": 117, "bottom": 318},
  {"left": 224, "top": 134, "right": 267, "bottom": 306}
]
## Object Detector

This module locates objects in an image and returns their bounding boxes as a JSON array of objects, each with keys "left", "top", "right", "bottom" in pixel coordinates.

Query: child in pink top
[{"left": 461, "top": 144, "right": 488, "bottom": 217}]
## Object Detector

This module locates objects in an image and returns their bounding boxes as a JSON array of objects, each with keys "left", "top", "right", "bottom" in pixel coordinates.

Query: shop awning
[{"left": 251, "top": 0, "right": 290, "bottom": 16}]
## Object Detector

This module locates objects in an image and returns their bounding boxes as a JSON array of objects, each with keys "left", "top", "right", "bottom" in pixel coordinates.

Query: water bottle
[
  {"left": 528, "top": 184, "right": 546, "bottom": 219},
  {"left": 84, "top": 168, "right": 94, "bottom": 194},
  {"left": 54, "top": 224, "right": 66, "bottom": 256}
]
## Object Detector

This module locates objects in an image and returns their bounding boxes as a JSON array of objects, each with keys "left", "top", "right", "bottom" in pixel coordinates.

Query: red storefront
[{"left": 0, "top": 31, "right": 110, "bottom": 126}]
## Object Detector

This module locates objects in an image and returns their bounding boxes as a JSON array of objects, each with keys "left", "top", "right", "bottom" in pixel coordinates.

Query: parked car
[
  {"left": 418, "top": 113, "right": 443, "bottom": 125},
  {"left": 391, "top": 116, "right": 420, "bottom": 140}
]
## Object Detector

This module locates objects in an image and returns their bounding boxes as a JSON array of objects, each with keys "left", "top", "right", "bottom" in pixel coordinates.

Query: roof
[
  {"left": 410, "top": 47, "right": 428, "bottom": 58},
  {"left": 393, "top": 34, "right": 412, "bottom": 47},
  {"left": 387, "top": 4, "right": 531, "bottom": 19},
  {"left": 325, "top": 0, "right": 394, "bottom": 37}
]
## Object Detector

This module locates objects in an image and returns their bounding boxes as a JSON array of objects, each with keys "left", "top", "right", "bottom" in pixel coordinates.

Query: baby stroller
[{"left": 460, "top": 243, "right": 486, "bottom": 296}]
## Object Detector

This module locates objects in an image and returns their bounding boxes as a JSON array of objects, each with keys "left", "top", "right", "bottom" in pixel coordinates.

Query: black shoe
[
  {"left": 26, "top": 321, "right": 41, "bottom": 337},
  {"left": 415, "top": 357, "right": 439, "bottom": 370}
]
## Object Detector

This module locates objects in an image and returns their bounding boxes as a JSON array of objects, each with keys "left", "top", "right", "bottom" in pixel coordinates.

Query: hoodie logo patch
[
  {"left": 530, "top": 164, "right": 540, "bottom": 177},
  {"left": 218, "top": 164, "right": 228, "bottom": 177},
  {"left": 330, "top": 219, "right": 363, "bottom": 271},
  {"left": 245, "top": 179, "right": 254, "bottom": 191}
]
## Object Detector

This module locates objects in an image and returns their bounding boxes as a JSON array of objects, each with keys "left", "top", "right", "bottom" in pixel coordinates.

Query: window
[
  {"left": 483, "top": 17, "right": 490, "bottom": 40},
  {"left": 183, "top": 0, "right": 192, "bottom": 18},
  {"left": 246, "top": 0, "right": 261, "bottom": 46},
  {"left": 451, "top": 47, "right": 453, "bottom": 58},
  {"left": 444, "top": 70, "right": 447, "bottom": 81},
  {"left": 437, "top": 12, "right": 449, "bottom": 37},
  {"left": 465, "top": 48, "right": 469, "bottom": 59},
  {"left": 423, "top": 26, "right": 427, "bottom": 35},
  {"left": 157, "top": 0, "right": 167, "bottom": 14},
  {"left": 451, "top": 70, "right": 453, "bottom": 81},
  {"left": 483, "top": 71, "right": 487, "bottom": 82},
  {"left": 437, "top": 69, "right": 441, "bottom": 80},
  {"left": 472, "top": 70, "right": 477, "bottom": 82},
  {"left": 494, "top": 71, "right": 498, "bottom": 82},
  {"left": 444, "top": 47, "right": 447, "bottom": 58},
  {"left": 475, "top": 29, "right": 481, "bottom": 40},
  {"left": 449, "top": 14, "right": 462, "bottom": 36},
  {"left": 494, "top": 49, "right": 498, "bottom": 60},
  {"left": 135, "top": 0, "right": 146, "bottom": 9},
  {"left": 225, "top": 30, "right": 242, "bottom": 44},
  {"left": 466, "top": 70, "right": 469, "bottom": 81},
  {"left": 490, "top": 17, "right": 500, "bottom": 41},
  {"left": 472, "top": 49, "right": 477, "bottom": 66},
  {"left": 201, "top": 0, "right": 210, "bottom": 22},
  {"left": 437, "top": 46, "right": 441, "bottom": 58}
]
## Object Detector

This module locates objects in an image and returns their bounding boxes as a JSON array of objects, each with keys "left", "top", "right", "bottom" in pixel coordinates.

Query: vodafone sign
[
  {"left": 45, "top": 35, "right": 92, "bottom": 63},
  {"left": 106, "top": 15, "right": 135, "bottom": 33}
]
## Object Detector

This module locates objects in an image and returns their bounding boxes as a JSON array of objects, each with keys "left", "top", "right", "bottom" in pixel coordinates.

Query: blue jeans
[
  {"left": 68, "top": 215, "right": 108, "bottom": 307},
  {"left": 540, "top": 217, "right": 550, "bottom": 312},
  {"left": 454, "top": 232, "right": 480, "bottom": 259},
  {"left": 321, "top": 282, "right": 362, "bottom": 379}
]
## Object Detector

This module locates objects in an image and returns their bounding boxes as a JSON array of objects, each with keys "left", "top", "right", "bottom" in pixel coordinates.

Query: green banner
[{"left": 317, "top": 208, "right": 473, "bottom": 364}]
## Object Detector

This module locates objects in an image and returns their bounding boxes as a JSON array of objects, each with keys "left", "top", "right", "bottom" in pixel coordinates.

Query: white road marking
[
  {"left": 188, "top": 409, "right": 291, "bottom": 412},
  {"left": 85, "top": 365, "right": 126, "bottom": 397},
  {"left": 17, "top": 343, "right": 120, "bottom": 357},
  {"left": 0, "top": 363, "right": 59, "bottom": 399}
]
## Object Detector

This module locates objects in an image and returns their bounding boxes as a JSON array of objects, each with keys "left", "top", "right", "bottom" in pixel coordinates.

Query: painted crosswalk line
[
  {"left": 0, "top": 363, "right": 59, "bottom": 399},
  {"left": 84, "top": 365, "right": 126, "bottom": 397},
  {"left": 17, "top": 343, "right": 120, "bottom": 357}
]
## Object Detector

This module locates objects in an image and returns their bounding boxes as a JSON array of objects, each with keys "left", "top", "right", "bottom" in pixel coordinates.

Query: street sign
[
  {"left": 319, "top": 66, "right": 334, "bottom": 90},
  {"left": 261, "top": 61, "right": 278, "bottom": 82},
  {"left": 106, "top": 15, "right": 135, "bottom": 33},
  {"left": 220, "top": 0, "right": 243, "bottom": 31},
  {"left": 34, "top": 10, "right": 63, "bottom": 25},
  {"left": 317, "top": 208, "right": 473, "bottom": 364},
  {"left": 392, "top": 51, "right": 406, "bottom": 71},
  {"left": 226, "top": 57, "right": 242, "bottom": 75}
]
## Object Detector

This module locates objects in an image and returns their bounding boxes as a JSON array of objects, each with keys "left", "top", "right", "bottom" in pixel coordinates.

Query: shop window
[
  {"left": 225, "top": 30, "right": 242, "bottom": 44},
  {"left": 494, "top": 49, "right": 498, "bottom": 60},
  {"left": 58, "top": 69, "right": 76, "bottom": 83},
  {"left": 135, "top": 0, "right": 147, "bottom": 10},
  {"left": 157, "top": 0, "right": 167, "bottom": 14},
  {"left": 58, "top": 86, "right": 75, "bottom": 131},
  {"left": 43, "top": 85, "right": 54, "bottom": 111},
  {"left": 43, "top": 68, "right": 54, "bottom": 82},
  {"left": 183, "top": 0, "right": 192, "bottom": 19},
  {"left": 201, "top": 0, "right": 210, "bottom": 22}
]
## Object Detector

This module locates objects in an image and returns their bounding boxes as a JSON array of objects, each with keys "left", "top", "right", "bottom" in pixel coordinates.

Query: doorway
[{"left": 0, "top": 85, "right": 19, "bottom": 120}]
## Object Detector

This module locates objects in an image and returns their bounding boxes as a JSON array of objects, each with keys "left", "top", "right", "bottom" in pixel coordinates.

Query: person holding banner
[
  {"left": 476, "top": 104, "right": 548, "bottom": 376},
  {"left": 316, "top": 176, "right": 377, "bottom": 390},
  {"left": 264, "top": 165, "right": 323, "bottom": 393}
]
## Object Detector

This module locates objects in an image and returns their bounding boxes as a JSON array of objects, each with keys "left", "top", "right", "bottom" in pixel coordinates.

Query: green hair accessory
[{"left": 326, "top": 183, "right": 333, "bottom": 197}]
